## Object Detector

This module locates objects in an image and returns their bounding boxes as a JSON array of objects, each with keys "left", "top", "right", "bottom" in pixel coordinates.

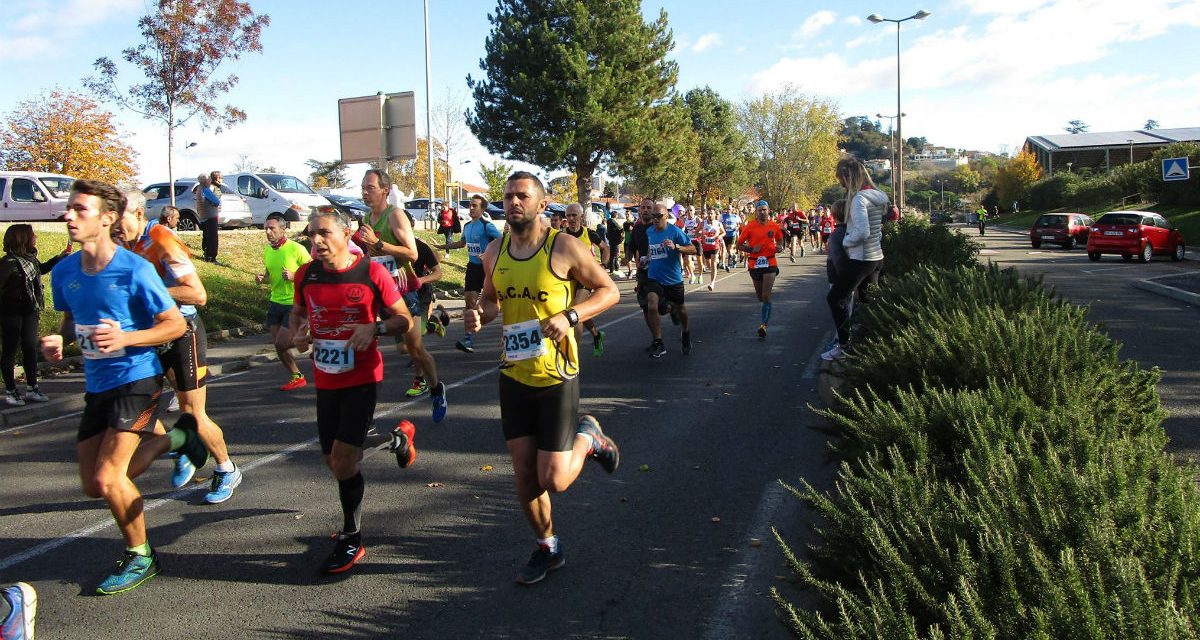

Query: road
[{"left": 0, "top": 254, "right": 837, "bottom": 640}]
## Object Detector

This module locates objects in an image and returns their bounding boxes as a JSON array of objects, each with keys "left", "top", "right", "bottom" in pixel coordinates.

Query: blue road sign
[{"left": 1162, "top": 157, "right": 1190, "bottom": 182}]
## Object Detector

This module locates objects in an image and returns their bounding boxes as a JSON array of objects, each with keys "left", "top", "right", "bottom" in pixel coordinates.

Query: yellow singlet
[{"left": 492, "top": 228, "right": 579, "bottom": 387}]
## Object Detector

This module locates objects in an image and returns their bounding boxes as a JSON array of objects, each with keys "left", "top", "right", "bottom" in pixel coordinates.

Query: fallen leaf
[
  {"left": 480, "top": 465, "right": 493, "bottom": 472},
  {"left": 749, "top": 539, "right": 762, "bottom": 548},
  {"left": 711, "top": 516, "right": 721, "bottom": 523},
  {"left": 426, "top": 482, "right": 443, "bottom": 488},
  {"left": 638, "top": 464, "right": 650, "bottom": 472}
]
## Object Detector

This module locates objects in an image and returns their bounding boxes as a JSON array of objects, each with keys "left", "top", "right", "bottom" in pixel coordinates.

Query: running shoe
[
  {"left": 23, "top": 387, "right": 48, "bottom": 403},
  {"left": 649, "top": 340, "right": 667, "bottom": 359},
  {"left": 757, "top": 324, "right": 768, "bottom": 339},
  {"left": 166, "top": 393, "right": 179, "bottom": 412},
  {"left": 405, "top": 377, "right": 429, "bottom": 398},
  {"left": 427, "top": 319, "right": 446, "bottom": 338},
  {"left": 516, "top": 543, "right": 565, "bottom": 585},
  {"left": 172, "top": 413, "right": 209, "bottom": 471},
  {"left": 437, "top": 305, "right": 451, "bottom": 328},
  {"left": 681, "top": 331, "right": 691, "bottom": 355},
  {"left": 96, "top": 550, "right": 159, "bottom": 595},
  {"left": 821, "top": 344, "right": 847, "bottom": 361},
  {"left": 455, "top": 336, "right": 474, "bottom": 353},
  {"left": 170, "top": 453, "right": 196, "bottom": 489},
  {"left": 3, "top": 390, "right": 24, "bottom": 407},
  {"left": 592, "top": 330, "right": 605, "bottom": 357},
  {"left": 707, "top": 282, "right": 714, "bottom": 292},
  {"left": 577, "top": 415, "right": 619, "bottom": 473},
  {"left": 204, "top": 465, "right": 242, "bottom": 504},
  {"left": 280, "top": 375, "right": 307, "bottom": 391},
  {"left": 789, "top": 256, "right": 796, "bottom": 263},
  {"left": 431, "top": 382, "right": 447, "bottom": 424},
  {"left": 391, "top": 420, "right": 418, "bottom": 468},
  {"left": 1, "top": 582, "right": 36, "bottom": 640},
  {"left": 322, "top": 532, "right": 365, "bottom": 574}
]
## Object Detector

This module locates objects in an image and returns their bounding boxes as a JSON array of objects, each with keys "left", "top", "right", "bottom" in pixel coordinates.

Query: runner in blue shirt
[
  {"left": 641, "top": 202, "right": 697, "bottom": 358},
  {"left": 720, "top": 207, "right": 741, "bottom": 271},
  {"left": 436, "top": 194, "right": 502, "bottom": 354},
  {"left": 41, "top": 179, "right": 208, "bottom": 596}
]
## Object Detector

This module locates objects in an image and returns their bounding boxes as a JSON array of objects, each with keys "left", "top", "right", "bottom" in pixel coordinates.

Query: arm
[
  {"left": 167, "top": 270, "right": 208, "bottom": 306},
  {"left": 289, "top": 304, "right": 310, "bottom": 351},
  {"left": 92, "top": 307, "right": 186, "bottom": 354},
  {"left": 202, "top": 187, "right": 221, "bottom": 206},
  {"left": 464, "top": 242, "right": 501, "bottom": 333},
  {"left": 437, "top": 238, "right": 467, "bottom": 251},
  {"left": 41, "top": 311, "right": 75, "bottom": 362},
  {"left": 843, "top": 195, "right": 869, "bottom": 247},
  {"left": 382, "top": 208, "right": 419, "bottom": 263},
  {"left": 543, "top": 234, "right": 618, "bottom": 341},
  {"left": 419, "top": 262, "right": 443, "bottom": 286}
]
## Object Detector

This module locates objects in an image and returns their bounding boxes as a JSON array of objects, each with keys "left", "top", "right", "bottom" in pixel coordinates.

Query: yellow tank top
[
  {"left": 492, "top": 229, "right": 579, "bottom": 387},
  {"left": 567, "top": 226, "right": 601, "bottom": 263}
]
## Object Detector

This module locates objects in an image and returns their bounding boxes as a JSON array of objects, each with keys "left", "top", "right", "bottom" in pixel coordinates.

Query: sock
[
  {"left": 338, "top": 473, "right": 364, "bottom": 535},
  {"left": 128, "top": 541, "right": 152, "bottom": 557},
  {"left": 761, "top": 301, "right": 773, "bottom": 325},
  {"left": 538, "top": 535, "right": 559, "bottom": 553},
  {"left": 168, "top": 428, "right": 187, "bottom": 451},
  {"left": 290, "top": 372, "right": 303, "bottom": 380},
  {"left": 215, "top": 459, "right": 235, "bottom": 473},
  {"left": 464, "top": 332, "right": 474, "bottom": 341}
]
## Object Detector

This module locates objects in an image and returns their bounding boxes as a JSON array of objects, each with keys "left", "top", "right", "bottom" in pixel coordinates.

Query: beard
[{"left": 507, "top": 213, "right": 532, "bottom": 233}]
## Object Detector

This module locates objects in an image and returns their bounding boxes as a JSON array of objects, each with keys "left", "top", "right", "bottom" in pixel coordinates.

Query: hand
[
  {"left": 663, "top": 239, "right": 676, "bottom": 250},
  {"left": 347, "top": 323, "right": 376, "bottom": 351},
  {"left": 92, "top": 318, "right": 129, "bottom": 353},
  {"left": 464, "top": 307, "right": 482, "bottom": 334},
  {"left": 292, "top": 321, "right": 312, "bottom": 351},
  {"left": 281, "top": 268, "right": 292, "bottom": 282},
  {"left": 41, "top": 335, "right": 63, "bottom": 362},
  {"left": 62, "top": 240, "right": 73, "bottom": 256},
  {"left": 255, "top": 273, "right": 266, "bottom": 285},
  {"left": 357, "top": 225, "right": 379, "bottom": 247},
  {"left": 751, "top": 245, "right": 762, "bottom": 254},
  {"left": 540, "top": 312, "right": 571, "bottom": 342}
]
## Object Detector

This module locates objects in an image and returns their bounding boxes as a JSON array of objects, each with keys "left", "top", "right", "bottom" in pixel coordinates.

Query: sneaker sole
[
  {"left": 14, "top": 582, "right": 36, "bottom": 636},
  {"left": 392, "top": 425, "right": 416, "bottom": 468},
  {"left": 203, "top": 473, "right": 243, "bottom": 504},
  {"left": 96, "top": 564, "right": 160, "bottom": 595},
  {"left": 516, "top": 557, "right": 566, "bottom": 585},
  {"left": 455, "top": 343, "right": 474, "bottom": 353},
  {"left": 322, "top": 546, "right": 366, "bottom": 574}
]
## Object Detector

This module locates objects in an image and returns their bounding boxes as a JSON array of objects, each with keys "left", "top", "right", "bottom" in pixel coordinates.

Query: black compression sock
[{"left": 338, "top": 472, "right": 365, "bottom": 535}]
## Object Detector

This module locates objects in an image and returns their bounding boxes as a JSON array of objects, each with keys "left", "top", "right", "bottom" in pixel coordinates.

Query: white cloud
[
  {"left": 0, "top": 35, "right": 54, "bottom": 61},
  {"left": 692, "top": 33, "right": 722, "bottom": 53},
  {"left": 794, "top": 10, "right": 837, "bottom": 38},
  {"left": 843, "top": 16, "right": 863, "bottom": 26},
  {"left": 1, "top": 0, "right": 142, "bottom": 61}
]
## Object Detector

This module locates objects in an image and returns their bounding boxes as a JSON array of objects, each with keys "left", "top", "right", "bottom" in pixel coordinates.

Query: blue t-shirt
[
  {"left": 720, "top": 213, "right": 740, "bottom": 238},
  {"left": 52, "top": 247, "right": 177, "bottom": 393},
  {"left": 462, "top": 218, "right": 502, "bottom": 265},
  {"left": 645, "top": 224, "right": 690, "bottom": 286}
]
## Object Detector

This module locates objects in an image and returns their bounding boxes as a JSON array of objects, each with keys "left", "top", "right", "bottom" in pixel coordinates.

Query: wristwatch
[
  {"left": 375, "top": 320, "right": 386, "bottom": 336},
  {"left": 373, "top": 239, "right": 384, "bottom": 253},
  {"left": 564, "top": 309, "right": 580, "bottom": 327}
]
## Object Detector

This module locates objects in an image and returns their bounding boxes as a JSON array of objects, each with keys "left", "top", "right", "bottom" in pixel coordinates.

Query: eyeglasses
[{"left": 651, "top": 214, "right": 665, "bottom": 219}]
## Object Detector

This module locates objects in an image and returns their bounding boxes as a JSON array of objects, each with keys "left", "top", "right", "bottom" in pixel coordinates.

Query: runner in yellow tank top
[
  {"left": 561, "top": 203, "right": 609, "bottom": 356},
  {"left": 465, "top": 171, "right": 621, "bottom": 585}
]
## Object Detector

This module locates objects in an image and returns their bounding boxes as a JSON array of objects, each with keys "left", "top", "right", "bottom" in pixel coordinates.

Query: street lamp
[
  {"left": 875, "top": 112, "right": 905, "bottom": 186},
  {"left": 936, "top": 177, "right": 944, "bottom": 210},
  {"left": 867, "top": 9, "right": 931, "bottom": 213},
  {"left": 1127, "top": 139, "right": 1134, "bottom": 165}
]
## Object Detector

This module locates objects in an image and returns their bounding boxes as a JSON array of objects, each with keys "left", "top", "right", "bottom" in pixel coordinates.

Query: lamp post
[
  {"left": 875, "top": 112, "right": 905, "bottom": 187},
  {"left": 1127, "top": 139, "right": 1134, "bottom": 165},
  {"left": 868, "top": 9, "right": 931, "bottom": 213},
  {"left": 936, "top": 177, "right": 944, "bottom": 210}
]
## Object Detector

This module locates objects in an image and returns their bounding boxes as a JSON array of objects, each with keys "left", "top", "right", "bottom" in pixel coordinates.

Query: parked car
[
  {"left": 0, "top": 171, "right": 74, "bottom": 222},
  {"left": 1029, "top": 213, "right": 1092, "bottom": 249},
  {"left": 1086, "top": 211, "right": 1185, "bottom": 263},
  {"left": 323, "top": 193, "right": 369, "bottom": 223},
  {"left": 143, "top": 180, "right": 253, "bottom": 230},
  {"left": 225, "top": 172, "right": 326, "bottom": 227},
  {"left": 405, "top": 198, "right": 443, "bottom": 222}
]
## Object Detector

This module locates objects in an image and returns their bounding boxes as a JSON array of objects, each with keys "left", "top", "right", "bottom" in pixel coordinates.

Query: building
[{"left": 1024, "top": 127, "right": 1200, "bottom": 174}]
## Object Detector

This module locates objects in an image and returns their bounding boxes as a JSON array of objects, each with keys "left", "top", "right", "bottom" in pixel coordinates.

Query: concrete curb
[{"left": 1132, "top": 278, "right": 1200, "bottom": 307}]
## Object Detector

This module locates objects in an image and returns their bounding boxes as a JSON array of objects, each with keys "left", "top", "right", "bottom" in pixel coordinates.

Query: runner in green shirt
[{"left": 257, "top": 217, "right": 311, "bottom": 390}]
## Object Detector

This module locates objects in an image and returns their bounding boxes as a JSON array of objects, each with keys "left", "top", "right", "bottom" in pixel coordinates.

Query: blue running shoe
[
  {"left": 1, "top": 582, "right": 36, "bottom": 639},
  {"left": 172, "top": 414, "right": 209, "bottom": 471},
  {"left": 431, "top": 382, "right": 447, "bottom": 423},
  {"left": 577, "top": 415, "right": 619, "bottom": 473},
  {"left": 204, "top": 466, "right": 242, "bottom": 504},
  {"left": 96, "top": 550, "right": 159, "bottom": 595},
  {"left": 171, "top": 453, "right": 196, "bottom": 489}
]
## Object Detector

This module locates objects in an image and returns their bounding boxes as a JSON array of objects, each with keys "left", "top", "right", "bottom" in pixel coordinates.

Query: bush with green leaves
[{"left": 878, "top": 217, "right": 980, "bottom": 282}]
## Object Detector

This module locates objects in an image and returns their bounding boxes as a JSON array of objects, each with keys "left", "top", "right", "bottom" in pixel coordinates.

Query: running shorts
[
  {"left": 499, "top": 374, "right": 579, "bottom": 452},
  {"left": 702, "top": 249, "right": 717, "bottom": 258},
  {"left": 77, "top": 375, "right": 163, "bottom": 442},
  {"left": 159, "top": 314, "right": 208, "bottom": 392},
  {"left": 749, "top": 266, "right": 780, "bottom": 282},
  {"left": 265, "top": 302, "right": 291, "bottom": 328},
  {"left": 644, "top": 279, "right": 685, "bottom": 310},
  {"left": 316, "top": 382, "right": 378, "bottom": 454},
  {"left": 464, "top": 261, "right": 485, "bottom": 293}
]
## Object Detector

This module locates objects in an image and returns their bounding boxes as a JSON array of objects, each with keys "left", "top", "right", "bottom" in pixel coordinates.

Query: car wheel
[
  {"left": 1139, "top": 243, "right": 1153, "bottom": 263},
  {"left": 1087, "top": 251, "right": 1101, "bottom": 262},
  {"left": 178, "top": 212, "right": 199, "bottom": 231},
  {"left": 1031, "top": 240, "right": 1041, "bottom": 249},
  {"left": 1064, "top": 236, "right": 1077, "bottom": 250},
  {"left": 1172, "top": 243, "right": 1186, "bottom": 261}
]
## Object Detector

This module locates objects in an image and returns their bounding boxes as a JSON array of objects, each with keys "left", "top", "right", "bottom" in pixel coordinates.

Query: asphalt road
[{"left": 0, "top": 253, "right": 839, "bottom": 639}]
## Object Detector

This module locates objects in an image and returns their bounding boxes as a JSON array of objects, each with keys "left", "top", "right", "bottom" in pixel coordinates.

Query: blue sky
[{"left": 3, "top": 0, "right": 1199, "bottom": 191}]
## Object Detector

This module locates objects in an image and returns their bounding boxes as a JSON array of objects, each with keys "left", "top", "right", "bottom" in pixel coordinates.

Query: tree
[
  {"left": 839, "top": 116, "right": 891, "bottom": 161},
  {"left": 1065, "top": 120, "right": 1089, "bottom": 134},
  {"left": 950, "top": 164, "right": 982, "bottom": 194},
  {"left": 432, "top": 86, "right": 471, "bottom": 189},
  {"left": 0, "top": 89, "right": 138, "bottom": 184},
  {"left": 993, "top": 150, "right": 1042, "bottom": 207},
  {"left": 548, "top": 173, "right": 578, "bottom": 202},
  {"left": 617, "top": 97, "right": 698, "bottom": 200},
  {"left": 305, "top": 159, "right": 348, "bottom": 190},
  {"left": 684, "top": 87, "right": 753, "bottom": 210},
  {"left": 84, "top": 0, "right": 270, "bottom": 206},
  {"left": 468, "top": 0, "right": 677, "bottom": 209},
  {"left": 478, "top": 159, "right": 514, "bottom": 201},
  {"left": 387, "top": 137, "right": 448, "bottom": 198},
  {"left": 234, "top": 154, "right": 259, "bottom": 173},
  {"left": 737, "top": 85, "right": 840, "bottom": 210},
  {"left": 602, "top": 181, "right": 617, "bottom": 198},
  {"left": 1144, "top": 119, "right": 1160, "bottom": 130}
]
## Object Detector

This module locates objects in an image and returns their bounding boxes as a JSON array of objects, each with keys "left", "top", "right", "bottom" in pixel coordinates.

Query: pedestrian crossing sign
[{"left": 1162, "top": 157, "right": 1189, "bottom": 182}]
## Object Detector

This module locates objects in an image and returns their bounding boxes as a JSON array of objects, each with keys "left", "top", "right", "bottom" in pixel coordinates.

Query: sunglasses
[{"left": 651, "top": 213, "right": 665, "bottom": 219}]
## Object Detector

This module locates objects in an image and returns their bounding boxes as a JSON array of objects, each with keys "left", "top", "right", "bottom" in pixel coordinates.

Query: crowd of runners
[{"left": 0, "top": 156, "right": 888, "bottom": 629}]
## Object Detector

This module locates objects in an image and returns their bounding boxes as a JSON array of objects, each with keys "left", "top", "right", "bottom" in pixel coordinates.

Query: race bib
[
  {"left": 648, "top": 243, "right": 669, "bottom": 260},
  {"left": 755, "top": 256, "right": 769, "bottom": 269},
  {"left": 466, "top": 241, "right": 483, "bottom": 258},
  {"left": 75, "top": 324, "right": 125, "bottom": 360},
  {"left": 313, "top": 338, "right": 354, "bottom": 374},
  {"left": 370, "top": 255, "right": 400, "bottom": 278},
  {"left": 502, "top": 319, "right": 546, "bottom": 362}
]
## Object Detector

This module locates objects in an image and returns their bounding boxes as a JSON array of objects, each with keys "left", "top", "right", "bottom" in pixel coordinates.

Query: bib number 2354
[{"left": 503, "top": 319, "right": 546, "bottom": 362}]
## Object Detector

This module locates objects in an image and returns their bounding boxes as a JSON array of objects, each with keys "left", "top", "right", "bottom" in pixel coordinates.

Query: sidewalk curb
[{"left": 1132, "top": 278, "right": 1200, "bottom": 307}]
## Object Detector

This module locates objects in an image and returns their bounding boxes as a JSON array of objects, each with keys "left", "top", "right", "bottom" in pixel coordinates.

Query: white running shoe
[
  {"left": 820, "top": 344, "right": 847, "bottom": 361},
  {"left": 166, "top": 394, "right": 180, "bottom": 413},
  {"left": 24, "top": 387, "right": 48, "bottom": 403}
]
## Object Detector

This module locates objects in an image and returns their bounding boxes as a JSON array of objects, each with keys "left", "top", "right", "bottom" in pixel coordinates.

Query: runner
[
  {"left": 42, "top": 179, "right": 207, "bottom": 595},
  {"left": 289, "top": 208, "right": 418, "bottom": 574},
  {"left": 561, "top": 203, "right": 609, "bottom": 356},
  {"left": 736, "top": 200, "right": 784, "bottom": 339},
  {"left": 786, "top": 205, "right": 808, "bottom": 261},
  {"left": 411, "top": 234, "right": 445, "bottom": 337},
  {"left": 642, "top": 201, "right": 697, "bottom": 358},
  {"left": 116, "top": 189, "right": 241, "bottom": 503},
  {"left": 257, "top": 217, "right": 311, "bottom": 391},
  {"left": 719, "top": 205, "right": 741, "bottom": 271},
  {"left": 353, "top": 169, "right": 447, "bottom": 422},
  {"left": 435, "top": 195, "right": 502, "bottom": 354},
  {"left": 808, "top": 206, "right": 823, "bottom": 251},
  {"left": 464, "top": 171, "right": 619, "bottom": 585},
  {"left": 630, "top": 198, "right": 654, "bottom": 328},
  {"left": 699, "top": 210, "right": 722, "bottom": 291}
]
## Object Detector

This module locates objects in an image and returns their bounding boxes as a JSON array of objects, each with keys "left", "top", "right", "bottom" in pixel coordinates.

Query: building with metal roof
[{"left": 1024, "top": 127, "right": 1200, "bottom": 174}]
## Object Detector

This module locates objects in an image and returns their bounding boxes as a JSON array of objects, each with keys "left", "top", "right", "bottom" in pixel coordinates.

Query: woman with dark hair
[{"left": 0, "top": 224, "right": 72, "bottom": 405}]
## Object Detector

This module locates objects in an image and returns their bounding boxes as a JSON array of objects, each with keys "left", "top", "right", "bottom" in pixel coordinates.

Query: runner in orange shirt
[{"left": 736, "top": 200, "right": 784, "bottom": 338}]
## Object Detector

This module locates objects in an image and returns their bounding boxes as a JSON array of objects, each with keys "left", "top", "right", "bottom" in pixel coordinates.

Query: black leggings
[
  {"left": 827, "top": 260, "right": 882, "bottom": 346},
  {"left": 201, "top": 218, "right": 220, "bottom": 260},
  {"left": 1, "top": 312, "right": 39, "bottom": 391}
]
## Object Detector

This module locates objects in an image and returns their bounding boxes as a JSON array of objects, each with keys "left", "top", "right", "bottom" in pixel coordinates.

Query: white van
[
  {"left": 225, "top": 172, "right": 332, "bottom": 226},
  {"left": 0, "top": 171, "right": 75, "bottom": 222}
]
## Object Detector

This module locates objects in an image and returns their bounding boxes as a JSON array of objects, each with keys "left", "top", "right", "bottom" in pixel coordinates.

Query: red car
[
  {"left": 1086, "top": 211, "right": 1186, "bottom": 263},
  {"left": 1030, "top": 213, "right": 1092, "bottom": 249}
]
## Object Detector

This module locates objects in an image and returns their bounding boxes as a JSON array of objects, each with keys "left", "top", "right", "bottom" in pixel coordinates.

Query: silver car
[{"left": 143, "top": 180, "right": 253, "bottom": 230}]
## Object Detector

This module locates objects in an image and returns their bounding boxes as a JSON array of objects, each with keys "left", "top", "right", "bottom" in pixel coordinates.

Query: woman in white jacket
[{"left": 822, "top": 157, "right": 889, "bottom": 361}]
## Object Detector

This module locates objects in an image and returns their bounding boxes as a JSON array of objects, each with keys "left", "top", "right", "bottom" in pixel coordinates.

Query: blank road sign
[{"left": 338, "top": 92, "right": 417, "bottom": 164}]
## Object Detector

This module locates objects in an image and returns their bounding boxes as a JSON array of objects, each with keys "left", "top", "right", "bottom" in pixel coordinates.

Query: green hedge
[
  {"left": 773, "top": 256, "right": 1200, "bottom": 638},
  {"left": 879, "top": 217, "right": 980, "bottom": 283}
]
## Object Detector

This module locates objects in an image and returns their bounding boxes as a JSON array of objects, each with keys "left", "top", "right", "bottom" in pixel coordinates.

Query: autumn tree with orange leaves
[{"left": 0, "top": 89, "right": 138, "bottom": 184}]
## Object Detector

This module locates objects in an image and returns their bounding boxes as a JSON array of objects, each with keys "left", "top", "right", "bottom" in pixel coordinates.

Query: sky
[{"left": 2, "top": 0, "right": 1199, "bottom": 193}]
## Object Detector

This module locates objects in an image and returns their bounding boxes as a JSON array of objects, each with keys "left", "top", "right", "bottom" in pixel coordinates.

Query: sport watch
[
  {"left": 375, "top": 320, "right": 386, "bottom": 336},
  {"left": 564, "top": 309, "right": 580, "bottom": 327}
]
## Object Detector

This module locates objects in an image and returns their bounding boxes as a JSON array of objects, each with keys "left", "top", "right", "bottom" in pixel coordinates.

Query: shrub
[{"left": 879, "top": 217, "right": 979, "bottom": 282}]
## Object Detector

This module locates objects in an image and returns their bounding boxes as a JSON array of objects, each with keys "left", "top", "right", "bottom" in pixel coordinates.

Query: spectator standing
[
  {"left": 437, "top": 202, "right": 457, "bottom": 255},
  {"left": 0, "top": 224, "right": 71, "bottom": 405},
  {"left": 605, "top": 213, "right": 624, "bottom": 274},
  {"left": 195, "top": 173, "right": 222, "bottom": 262}
]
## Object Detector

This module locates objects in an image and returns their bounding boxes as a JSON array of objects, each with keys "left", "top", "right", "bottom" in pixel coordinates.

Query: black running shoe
[
  {"left": 516, "top": 543, "right": 565, "bottom": 585},
  {"left": 681, "top": 331, "right": 691, "bottom": 355},
  {"left": 649, "top": 340, "right": 667, "bottom": 359},
  {"left": 322, "top": 532, "right": 365, "bottom": 574},
  {"left": 172, "top": 413, "right": 209, "bottom": 471},
  {"left": 577, "top": 415, "right": 619, "bottom": 473}
]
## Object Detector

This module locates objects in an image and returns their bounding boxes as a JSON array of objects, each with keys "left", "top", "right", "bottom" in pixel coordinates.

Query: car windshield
[
  {"left": 1098, "top": 213, "right": 1143, "bottom": 226},
  {"left": 1036, "top": 216, "right": 1067, "bottom": 228},
  {"left": 38, "top": 176, "right": 74, "bottom": 198},
  {"left": 259, "top": 174, "right": 315, "bottom": 194}
]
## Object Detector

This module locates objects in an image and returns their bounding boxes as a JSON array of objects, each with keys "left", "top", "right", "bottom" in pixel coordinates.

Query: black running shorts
[
  {"left": 749, "top": 266, "right": 780, "bottom": 282},
  {"left": 702, "top": 249, "right": 716, "bottom": 258},
  {"left": 316, "top": 383, "right": 378, "bottom": 454},
  {"left": 499, "top": 374, "right": 579, "bottom": 452},
  {"left": 77, "top": 375, "right": 164, "bottom": 442},
  {"left": 464, "top": 261, "right": 485, "bottom": 293},
  {"left": 159, "top": 314, "right": 208, "bottom": 392},
  {"left": 643, "top": 279, "right": 685, "bottom": 309}
]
